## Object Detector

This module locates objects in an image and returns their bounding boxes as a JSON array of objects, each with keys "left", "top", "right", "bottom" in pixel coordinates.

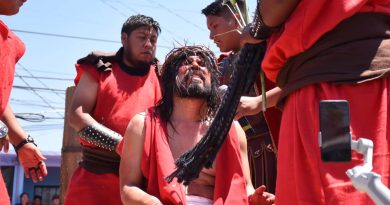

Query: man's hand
[
  {"left": 0, "top": 135, "right": 10, "bottom": 153},
  {"left": 248, "top": 185, "right": 275, "bottom": 205},
  {"left": 235, "top": 96, "right": 262, "bottom": 120},
  {"left": 17, "top": 143, "right": 47, "bottom": 183},
  {"left": 240, "top": 24, "right": 263, "bottom": 47}
]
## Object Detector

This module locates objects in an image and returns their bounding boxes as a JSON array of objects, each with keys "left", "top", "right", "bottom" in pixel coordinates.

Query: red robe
[
  {"left": 0, "top": 20, "right": 26, "bottom": 205},
  {"left": 64, "top": 63, "right": 161, "bottom": 205},
  {"left": 277, "top": 80, "right": 390, "bottom": 204},
  {"left": 140, "top": 110, "right": 248, "bottom": 205},
  {"left": 261, "top": 0, "right": 390, "bottom": 204}
]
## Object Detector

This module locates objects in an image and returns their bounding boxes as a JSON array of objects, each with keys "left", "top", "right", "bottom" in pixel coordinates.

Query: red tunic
[
  {"left": 261, "top": 1, "right": 390, "bottom": 204},
  {"left": 64, "top": 63, "right": 161, "bottom": 205},
  {"left": 141, "top": 110, "right": 248, "bottom": 205},
  {"left": 0, "top": 20, "right": 25, "bottom": 118},
  {"left": 0, "top": 20, "right": 25, "bottom": 205}
]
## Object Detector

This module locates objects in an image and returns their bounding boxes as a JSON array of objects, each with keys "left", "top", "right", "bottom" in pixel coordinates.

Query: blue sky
[{"left": 1, "top": 0, "right": 256, "bottom": 153}]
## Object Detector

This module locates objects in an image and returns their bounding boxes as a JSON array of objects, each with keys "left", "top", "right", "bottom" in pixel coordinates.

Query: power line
[
  {"left": 12, "top": 29, "right": 120, "bottom": 44},
  {"left": 20, "top": 68, "right": 74, "bottom": 77},
  {"left": 101, "top": 0, "right": 182, "bottom": 45},
  {"left": 17, "top": 63, "right": 66, "bottom": 100},
  {"left": 145, "top": 0, "right": 206, "bottom": 32},
  {"left": 11, "top": 98, "right": 64, "bottom": 105},
  {"left": 11, "top": 29, "right": 172, "bottom": 49},
  {"left": 102, "top": 0, "right": 174, "bottom": 44},
  {"left": 14, "top": 75, "right": 73, "bottom": 81},
  {"left": 11, "top": 99, "right": 64, "bottom": 109},
  {"left": 12, "top": 85, "right": 66, "bottom": 93},
  {"left": 22, "top": 123, "right": 64, "bottom": 132},
  {"left": 116, "top": 2, "right": 200, "bottom": 13},
  {"left": 12, "top": 72, "right": 64, "bottom": 118}
]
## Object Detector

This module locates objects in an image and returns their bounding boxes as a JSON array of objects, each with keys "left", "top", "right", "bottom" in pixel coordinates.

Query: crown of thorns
[{"left": 161, "top": 45, "right": 218, "bottom": 75}]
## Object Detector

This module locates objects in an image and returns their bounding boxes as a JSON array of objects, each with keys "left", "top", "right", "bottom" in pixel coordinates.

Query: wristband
[
  {"left": 0, "top": 120, "right": 8, "bottom": 139},
  {"left": 14, "top": 135, "right": 37, "bottom": 153},
  {"left": 78, "top": 123, "right": 122, "bottom": 151}
]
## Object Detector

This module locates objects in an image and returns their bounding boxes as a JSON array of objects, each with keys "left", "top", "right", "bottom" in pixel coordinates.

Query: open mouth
[
  {"left": 184, "top": 70, "right": 206, "bottom": 84},
  {"left": 190, "top": 75, "right": 203, "bottom": 83}
]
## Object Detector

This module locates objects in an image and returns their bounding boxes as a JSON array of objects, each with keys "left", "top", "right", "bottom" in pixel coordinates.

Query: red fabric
[
  {"left": 276, "top": 78, "right": 390, "bottom": 204},
  {"left": 141, "top": 110, "right": 248, "bottom": 205},
  {"left": 64, "top": 63, "right": 161, "bottom": 205},
  {"left": 63, "top": 167, "right": 121, "bottom": 205},
  {"left": 262, "top": 0, "right": 390, "bottom": 82},
  {"left": 0, "top": 20, "right": 24, "bottom": 205},
  {"left": 0, "top": 169, "right": 10, "bottom": 205},
  {"left": 75, "top": 63, "right": 161, "bottom": 148},
  {"left": 0, "top": 20, "right": 25, "bottom": 118}
]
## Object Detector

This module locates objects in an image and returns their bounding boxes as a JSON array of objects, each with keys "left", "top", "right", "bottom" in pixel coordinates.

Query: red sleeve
[{"left": 74, "top": 63, "right": 100, "bottom": 85}]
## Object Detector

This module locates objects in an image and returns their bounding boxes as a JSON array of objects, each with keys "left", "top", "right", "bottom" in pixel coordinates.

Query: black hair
[
  {"left": 33, "top": 195, "right": 42, "bottom": 200},
  {"left": 201, "top": 0, "right": 246, "bottom": 20},
  {"left": 155, "top": 45, "right": 220, "bottom": 124},
  {"left": 20, "top": 192, "right": 28, "bottom": 198},
  {"left": 121, "top": 14, "right": 161, "bottom": 35}
]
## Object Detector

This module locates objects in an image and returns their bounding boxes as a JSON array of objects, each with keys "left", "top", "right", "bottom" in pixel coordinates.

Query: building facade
[{"left": 1, "top": 151, "right": 60, "bottom": 205}]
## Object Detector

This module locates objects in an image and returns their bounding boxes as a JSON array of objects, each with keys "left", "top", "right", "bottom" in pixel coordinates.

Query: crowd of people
[{"left": 0, "top": 0, "right": 389, "bottom": 204}]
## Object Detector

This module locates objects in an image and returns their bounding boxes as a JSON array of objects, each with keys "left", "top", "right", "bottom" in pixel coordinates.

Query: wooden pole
[{"left": 59, "top": 86, "right": 82, "bottom": 204}]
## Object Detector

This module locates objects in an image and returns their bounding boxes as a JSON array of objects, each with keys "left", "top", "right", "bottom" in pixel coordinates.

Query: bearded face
[{"left": 174, "top": 56, "right": 212, "bottom": 99}]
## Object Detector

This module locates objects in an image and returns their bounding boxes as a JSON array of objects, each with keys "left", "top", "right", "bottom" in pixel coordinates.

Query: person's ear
[{"left": 121, "top": 33, "right": 128, "bottom": 45}]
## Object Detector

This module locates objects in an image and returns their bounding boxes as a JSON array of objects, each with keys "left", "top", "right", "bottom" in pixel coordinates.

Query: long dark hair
[{"left": 155, "top": 46, "right": 220, "bottom": 124}]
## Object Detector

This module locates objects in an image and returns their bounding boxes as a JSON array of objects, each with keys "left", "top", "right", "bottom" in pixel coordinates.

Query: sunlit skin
[
  {"left": 0, "top": 0, "right": 26, "bottom": 16},
  {"left": 121, "top": 26, "right": 158, "bottom": 68},
  {"left": 177, "top": 56, "right": 211, "bottom": 89},
  {"left": 206, "top": 15, "right": 242, "bottom": 53}
]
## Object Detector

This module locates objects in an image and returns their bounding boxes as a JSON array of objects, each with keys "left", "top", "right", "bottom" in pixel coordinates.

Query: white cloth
[{"left": 186, "top": 195, "right": 213, "bottom": 205}]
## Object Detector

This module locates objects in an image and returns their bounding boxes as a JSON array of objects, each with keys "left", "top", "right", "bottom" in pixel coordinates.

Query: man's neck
[
  {"left": 122, "top": 57, "right": 136, "bottom": 68},
  {"left": 171, "top": 95, "right": 207, "bottom": 123},
  {"left": 120, "top": 58, "right": 150, "bottom": 76}
]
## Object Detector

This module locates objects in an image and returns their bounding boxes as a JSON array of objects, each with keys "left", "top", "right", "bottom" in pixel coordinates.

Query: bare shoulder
[
  {"left": 126, "top": 112, "right": 147, "bottom": 137},
  {"left": 122, "top": 112, "right": 148, "bottom": 153},
  {"left": 129, "top": 112, "right": 147, "bottom": 127}
]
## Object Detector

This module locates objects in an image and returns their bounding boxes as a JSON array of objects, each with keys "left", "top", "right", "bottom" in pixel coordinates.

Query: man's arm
[
  {"left": 1, "top": 104, "right": 47, "bottom": 183},
  {"left": 235, "top": 87, "right": 281, "bottom": 120},
  {"left": 119, "top": 113, "right": 162, "bottom": 205},
  {"left": 70, "top": 71, "right": 122, "bottom": 152},
  {"left": 260, "top": 0, "right": 301, "bottom": 27},
  {"left": 69, "top": 72, "right": 99, "bottom": 131},
  {"left": 240, "top": 0, "right": 300, "bottom": 45},
  {"left": 232, "top": 121, "right": 255, "bottom": 194},
  {"left": 233, "top": 121, "right": 275, "bottom": 205}
]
